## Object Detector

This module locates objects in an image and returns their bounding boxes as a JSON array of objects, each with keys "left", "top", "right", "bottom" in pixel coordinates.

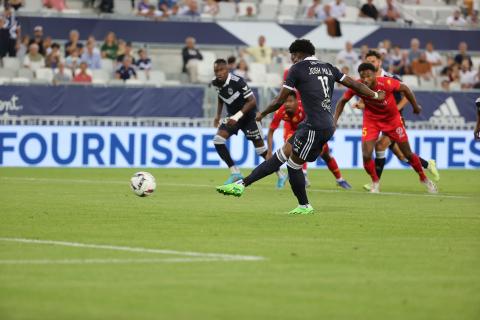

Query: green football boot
[
  {"left": 288, "top": 205, "right": 314, "bottom": 215},
  {"left": 216, "top": 183, "right": 245, "bottom": 197}
]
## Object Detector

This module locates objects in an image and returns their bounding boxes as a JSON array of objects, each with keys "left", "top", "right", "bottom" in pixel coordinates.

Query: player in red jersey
[
  {"left": 334, "top": 62, "right": 438, "bottom": 193},
  {"left": 267, "top": 90, "right": 352, "bottom": 189}
]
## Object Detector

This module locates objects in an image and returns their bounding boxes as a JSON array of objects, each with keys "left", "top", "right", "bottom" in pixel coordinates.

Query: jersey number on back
[{"left": 318, "top": 76, "right": 329, "bottom": 98}]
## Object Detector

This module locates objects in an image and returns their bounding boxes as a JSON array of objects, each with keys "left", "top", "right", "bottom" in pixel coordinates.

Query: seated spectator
[
  {"left": 65, "top": 48, "right": 81, "bottom": 71},
  {"left": 81, "top": 41, "right": 101, "bottom": 69},
  {"left": 388, "top": 45, "right": 402, "bottom": 71},
  {"left": 16, "top": 35, "right": 30, "bottom": 61},
  {"left": 73, "top": 61, "right": 92, "bottom": 83},
  {"left": 182, "top": 36, "right": 203, "bottom": 83},
  {"left": 317, "top": 4, "right": 342, "bottom": 36},
  {"left": 408, "top": 38, "right": 422, "bottom": 65},
  {"left": 9, "top": 0, "right": 23, "bottom": 11},
  {"left": 329, "top": 0, "right": 346, "bottom": 19},
  {"left": 447, "top": 9, "right": 467, "bottom": 27},
  {"left": 136, "top": 49, "right": 152, "bottom": 70},
  {"left": 359, "top": 0, "right": 378, "bottom": 20},
  {"left": 244, "top": 35, "right": 272, "bottom": 64},
  {"left": 391, "top": 50, "right": 409, "bottom": 75},
  {"left": 459, "top": 58, "right": 477, "bottom": 89},
  {"left": 43, "top": 0, "right": 66, "bottom": 11},
  {"left": 381, "top": 0, "right": 401, "bottom": 22},
  {"left": 29, "top": 25, "right": 45, "bottom": 55},
  {"left": 158, "top": 0, "right": 178, "bottom": 13},
  {"left": 454, "top": 41, "right": 472, "bottom": 67},
  {"left": 53, "top": 62, "right": 72, "bottom": 85},
  {"left": 424, "top": 42, "right": 442, "bottom": 67},
  {"left": 182, "top": 0, "right": 200, "bottom": 17},
  {"left": 306, "top": 0, "right": 323, "bottom": 19},
  {"left": 137, "top": 0, "right": 150, "bottom": 12},
  {"left": 440, "top": 79, "right": 450, "bottom": 91},
  {"left": 139, "top": 4, "right": 165, "bottom": 19},
  {"left": 116, "top": 56, "right": 137, "bottom": 81},
  {"left": 203, "top": 0, "right": 219, "bottom": 16},
  {"left": 86, "top": 35, "right": 100, "bottom": 54},
  {"left": 411, "top": 52, "right": 432, "bottom": 80},
  {"left": 101, "top": 32, "right": 118, "bottom": 60},
  {"left": 45, "top": 43, "right": 61, "bottom": 68},
  {"left": 42, "top": 36, "right": 53, "bottom": 56},
  {"left": 243, "top": 5, "right": 256, "bottom": 18},
  {"left": 234, "top": 59, "right": 250, "bottom": 81},
  {"left": 336, "top": 41, "right": 358, "bottom": 68},
  {"left": 116, "top": 39, "right": 126, "bottom": 59},
  {"left": 227, "top": 56, "right": 236, "bottom": 72},
  {"left": 23, "top": 43, "right": 45, "bottom": 71},
  {"left": 116, "top": 42, "right": 135, "bottom": 65},
  {"left": 65, "top": 29, "right": 83, "bottom": 57},
  {"left": 358, "top": 44, "right": 369, "bottom": 61}
]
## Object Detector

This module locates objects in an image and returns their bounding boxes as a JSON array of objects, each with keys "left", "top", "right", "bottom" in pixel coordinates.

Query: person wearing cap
[{"left": 29, "top": 25, "right": 45, "bottom": 55}]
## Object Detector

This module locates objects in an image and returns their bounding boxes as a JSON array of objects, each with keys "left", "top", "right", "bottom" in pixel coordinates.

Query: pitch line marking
[
  {"left": 0, "top": 238, "right": 265, "bottom": 262},
  {"left": 0, "top": 176, "right": 473, "bottom": 199},
  {"left": 0, "top": 258, "right": 230, "bottom": 265}
]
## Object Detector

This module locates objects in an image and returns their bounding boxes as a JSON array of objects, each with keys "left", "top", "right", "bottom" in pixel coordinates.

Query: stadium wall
[{"left": 1, "top": 127, "right": 479, "bottom": 169}]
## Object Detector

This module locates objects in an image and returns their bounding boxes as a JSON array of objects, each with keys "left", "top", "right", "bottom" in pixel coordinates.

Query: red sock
[
  {"left": 326, "top": 157, "right": 342, "bottom": 179},
  {"left": 409, "top": 153, "right": 427, "bottom": 181},
  {"left": 302, "top": 162, "right": 308, "bottom": 173},
  {"left": 364, "top": 159, "right": 379, "bottom": 182}
]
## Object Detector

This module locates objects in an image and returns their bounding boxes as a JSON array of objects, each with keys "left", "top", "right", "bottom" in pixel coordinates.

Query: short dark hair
[
  {"left": 289, "top": 39, "right": 315, "bottom": 56},
  {"left": 227, "top": 56, "right": 236, "bottom": 64},
  {"left": 365, "top": 50, "right": 381, "bottom": 60},
  {"left": 357, "top": 62, "right": 376, "bottom": 73},
  {"left": 214, "top": 58, "right": 227, "bottom": 65},
  {"left": 51, "top": 43, "right": 60, "bottom": 49},
  {"left": 287, "top": 91, "right": 297, "bottom": 99}
]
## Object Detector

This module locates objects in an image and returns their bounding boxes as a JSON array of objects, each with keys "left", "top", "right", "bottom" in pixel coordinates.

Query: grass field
[{"left": 0, "top": 167, "right": 479, "bottom": 320}]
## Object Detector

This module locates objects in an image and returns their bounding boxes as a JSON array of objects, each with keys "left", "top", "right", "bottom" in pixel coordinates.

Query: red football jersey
[
  {"left": 270, "top": 101, "right": 305, "bottom": 132},
  {"left": 343, "top": 76, "right": 401, "bottom": 122}
]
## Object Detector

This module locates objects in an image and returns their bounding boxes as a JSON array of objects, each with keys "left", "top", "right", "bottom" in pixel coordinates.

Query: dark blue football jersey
[
  {"left": 382, "top": 69, "right": 403, "bottom": 106},
  {"left": 211, "top": 73, "right": 255, "bottom": 117},
  {"left": 284, "top": 57, "right": 345, "bottom": 129}
]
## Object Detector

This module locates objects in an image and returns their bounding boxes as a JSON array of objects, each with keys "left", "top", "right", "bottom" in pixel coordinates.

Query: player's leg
[
  {"left": 213, "top": 127, "right": 243, "bottom": 184},
  {"left": 391, "top": 140, "right": 440, "bottom": 182},
  {"left": 374, "top": 135, "right": 391, "bottom": 179},
  {"left": 362, "top": 139, "right": 380, "bottom": 193},
  {"left": 320, "top": 144, "right": 351, "bottom": 189},
  {"left": 286, "top": 152, "right": 313, "bottom": 214}
]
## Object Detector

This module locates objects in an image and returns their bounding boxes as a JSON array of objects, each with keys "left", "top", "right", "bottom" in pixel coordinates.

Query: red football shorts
[{"left": 362, "top": 116, "right": 409, "bottom": 143}]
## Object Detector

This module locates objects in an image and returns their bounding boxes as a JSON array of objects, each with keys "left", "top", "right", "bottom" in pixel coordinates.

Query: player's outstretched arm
[
  {"left": 213, "top": 97, "right": 223, "bottom": 127},
  {"left": 227, "top": 95, "right": 256, "bottom": 127},
  {"left": 334, "top": 97, "right": 350, "bottom": 127},
  {"left": 398, "top": 83, "right": 421, "bottom": 114},
  {"left": 257, "top": 87, "right": 292, "bottom": 121},
  {"left": 341, "top": 76, "right": 385, "bottom": 100}
]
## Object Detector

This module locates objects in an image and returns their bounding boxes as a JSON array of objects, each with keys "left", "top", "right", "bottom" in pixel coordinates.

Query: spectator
[
  {"left": 329, "top": 0, "right": 346, "bottom": 19},
  {"left": 336, "top": 41, "right": 358, "bottom": 68},
  {"left": 440, "top": 79, "right": 450, "bottom": 91},
  {"left": 53, "top": 62, "right": 72, "bottom": 85},
  {"left": 9, "top": 0, "right": 24, "bottom": 11},
  {"left": 182, "top": 36, "right": 203, "bottom": 83},
  {"left": 101, "top": 32, "right": 118, "bottom": 60},
  {"left": 43, "top": 0, "right": 66, "bottom": 11},
  {"left": 391, "top": 50, "right": 409, "bottom": 75},
  {"left": 234, "top": 59, "right": 250, "bottom": 81},
  {"left": 454, "top": 41, "right": 472, "bottom": 67},
  {"left": 244, "top": 35, "right": 273, "bottom": 64},
  {"left": 116, "top": 39, "right": 126, "bottom": 58},
  {"left": 158, "top": 0, "right": 178, "bottom": 12},
  {"left": 227, "top": 56, "right": 236, "bottom": 72},
  {"left": 306, "top": 0, "right": 323, "bottom": 19},
  {"left": 86, "top": 35, "right": 100, "bottom": 54},
  {"left": 23, "top": 43, "right": 45, "bottom": 71},
  {"left": 81, "top": 41, "right": 101, "bottom": 69},
  {"left": 381, "top": 0, "right": 401, "bottom": 22},
  {"left": 388, "top": 45, "right": 402, "bottom": 72},
  {"left": 116, "top": 42, "right": 135, "bottom": 65},
  {"left": 446, "top": 9, "right": 467, "bottom": 26},
  {"left": 0, "top": 7, "right": 19, "bottom": 58},
  {"left": 45, "top": 42, "right": 61, "bottom": 68},
  {"left": 16, "top": 35, "right": 30, "bottom": 61},
  {"left": 203, "top": 0, "right": 219, "bottom": 16},
  {"left": 411, "top": 52, "right": 433, "bottom": 81},
  {"left": 65, "top": 48, "right": 81, "bottom": 71},
  {"left": 408, "top": 38, "right": 422, "bottom": 64},
  {"left": 474, "top": 66, "right": 480, "bottom": 89},
  {"left": 459, "top": 58, "right": 477, "bottom": 89},
  {"left": 359, "top": 0, "right": 378, "bottom": 20},
  {"left": 243, "top": 5, "right": 256, "bottom": 18},
  {"left": 180, "top": 0, "right": 200, "bottom": 17},
  {"left": 424, "top": 42, "right": 442, "bottom": 67},
  {"left": 73, "top": 61, "right": 92, "bottom": 83},
  {"left": 116, "top": 56, "right": 137, "bottom": 81},
  {"left": 317, "top": 4, "right": 342, "bottom": 36},
  {"left": 29, "top": 25, "right": 45, "bottom": 55},
  {"left": 43, "top": 36, "right": 53, "bottom": 56},
  {"left": 136, "top": 49, "right": 152, "bottom": 70},
  {"left": 65, "top": 29, "right": 83, "bottom": 57},
  {"left": 358, "top": 44, "right": 369, "bottom": 61},
  {"left": 137, "top": 0, "right": 150, "bottom": 11},
  {"left": 139, "top": 4, "right": 165, "bottom": 19}
]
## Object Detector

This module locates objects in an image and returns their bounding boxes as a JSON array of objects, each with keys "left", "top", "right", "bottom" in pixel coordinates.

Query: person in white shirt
[
  {"left": 23, "top": 43, "right": 45, "bottom": 71},
  {"left": 446, "top": 9, "right": 467, "bottom": 26},
  {"left": 424, "top": 42, "right": 442, "bottom": 67},
  {"left": 335, "top": 41, "right": 358, "bottom": 67},
  {"left": 329, "top": 0, "right": 346, "bottom": 19},
  {"left": 459, "top": 58, "right": 477, "bottom": 89}
]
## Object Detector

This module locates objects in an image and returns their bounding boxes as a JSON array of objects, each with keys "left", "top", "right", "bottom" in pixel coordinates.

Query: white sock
[
  {"left": 229, "top": 166, "right": 240, "bottom": 174},
  {"left": 276, "top": 170, "right": 286, "bottom": 178},
  {"left": 336, "top": 178, "right": 344, "bottom": 182},
  {"left": 299, "top": 204, "right": 311, "bottom": 208},
  {"left": 235, "top": 179, "right": 245, "bottom": 185}
]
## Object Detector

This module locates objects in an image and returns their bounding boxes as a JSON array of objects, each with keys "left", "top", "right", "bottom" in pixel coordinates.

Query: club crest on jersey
[
  {"left": 396, "top": 126, "right": 405, "bottom": 137},
  {"left": 228, "top": 88, "right": 233, "bottom": 95}
]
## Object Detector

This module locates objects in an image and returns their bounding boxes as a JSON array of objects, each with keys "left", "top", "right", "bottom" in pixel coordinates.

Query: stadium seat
[
  {"left": 416, "top": 9, "right": 436, "bottom": 24},
  {"left": 2, "top": 57, "right": 20, "bottom": 70},
  {"left": 92, "top": 79, "right": 107, "bottom": 85},
  {"left": 340, "top": 6, "right": 358, "bottom": 22},
  {"left": 92, "top": 69, "right": 110, "bottom": 82},
  {"left": 17, "top": 68, "right": 34, "bottom": 80},
  {"left": 115, "top": 0, "right": 133, "bottom": 15},
  {"left": 282, "top": 0, "right": 299, "bottom": 5},
  {"left": 401, "top": 75, "right": 420, "bottom": 88},
  {"left": 419, "top": 77, "right": 436, "bottom": 89},
  {"left": 0, "top": 68, "right": 16, "bottom": 78},
  {"left": 35, "top": 68, "right": 54, "bottom": 82},
  {"left": 136, "top": 70, "right": 148, "bottom": 82},
  {"left": 23, "top": 0, "right": 42, "bottom": 11},
  {"left": 258, "top": 4, "right": 278, "bottom": 20},
  {"left": 101, "top": 59, "right": 114, "bottom": 73},
  {"left": 125, "top": 79, "right": 145, "bottom": 86},
  {"left": 263, "top": 0, "right": 280, "bottom": 5},
  {"left": 0, "top": 77, "right": 10, "bottom": 84},
  {"left": 149, "top": 70, "right": 167, "bottom": 86},
  {"left": 74, "top": 68, "right": 93, "bottom": 76},
  {"left": 436, "top": 9, "right": 452, "bottom": 24},
  {"left": 10, "top": 77, "right": 31, "bottom": 84},
  {"left": 266, "top": 73, "right": 282, "bottom": 87},
  {"left": 197, "top": 61, "right": 215, "bottom": 83},
  {"left": 237, "top": 2, "right": 258, "bottom": 16},
  {"left": 249, "top": 62, "right": 268, "bottom": 82},
  {"left": 201, "top": 51, "right": 217, "bottom": 65},
  {"left": 278, "top": 5, "right": 298, "bottom": 19},
  {"left": 217, "top": 2, "right": 237, "bottom": 19}
]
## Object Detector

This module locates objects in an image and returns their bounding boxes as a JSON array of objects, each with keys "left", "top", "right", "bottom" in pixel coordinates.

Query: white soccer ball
[{"left": 130, "top": 172, "right": 156, "bottom": 197}]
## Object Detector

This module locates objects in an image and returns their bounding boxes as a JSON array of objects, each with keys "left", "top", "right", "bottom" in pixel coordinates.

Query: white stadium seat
[
  {"left": 35, "top": 68, "right": 54, "bottom": 81},
  {"left": 401, "top": 75, "right": 420, "bottom": 89},
  {"left": 2, "top": 57, "right": 20, "bottom": 70},
  {"left": 217, "top": 2, "right": 237, "bottom": 19}
]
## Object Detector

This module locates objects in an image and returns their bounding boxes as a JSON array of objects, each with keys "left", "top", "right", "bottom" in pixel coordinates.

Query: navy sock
[
  {"left": 243, "top": 153, "right": 284, "bottom": 187},
  {"left": 419, "top": 157, "right": 429, "bottom": 169},
  {"left": 375, "top": 157, "right": 386, "bottom": 179},
  {"left": 214, "top": 143, "right": 235, "bottom": 168},
  {"left": 287, "top": 165, "right": 309, "bottom": 205}
]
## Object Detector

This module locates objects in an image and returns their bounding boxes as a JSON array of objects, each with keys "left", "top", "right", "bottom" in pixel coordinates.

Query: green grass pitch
[{"left": 0, "top": 167, "right": 479, "bottom": 320}]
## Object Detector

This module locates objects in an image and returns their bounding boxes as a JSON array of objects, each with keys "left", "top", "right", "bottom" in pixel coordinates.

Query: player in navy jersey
[
  {"left": 359, "top": 50, "right": 440, "bottom": 188},
  {"left": 211, "top": 59, "right": 287, "bottom": 185},
  {"left": 475, "top": 97, "right": 480, "bottom": 140},
  {"left": 216, "top": 39, "right": 385, "bottom": 215}
]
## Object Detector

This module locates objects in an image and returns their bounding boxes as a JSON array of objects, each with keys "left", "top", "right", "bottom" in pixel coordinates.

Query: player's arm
[
  {"left": 213, "top": 97, "right": 223, "bottom": 128},
  {"left": 257, "top": 87, "right": 292, "bottom": 121},
  {"left": 340, "top": 76, "right": 386, "bottom": 101},
  {"left": 227, "top": 87, "right": 256, "bottom": 127},
  {"left": 396, "top": 95, "right": 409, "bottom": 111},
  {"left": 475, "top": 98, "right": 480, "bottom": 140},
  {"left": 266, "top": 128, "right": 275, "bottom": 159},
  {"left": 334, "top": 95, "right": 352, "bottom": 127},
  {"left": 397, "top": 83, "right": 422, "bottom": 114}
]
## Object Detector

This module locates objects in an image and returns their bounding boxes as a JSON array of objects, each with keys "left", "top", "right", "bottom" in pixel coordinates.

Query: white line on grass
[
  {"left": 0, "top": 238, "right": 265, "bottom": 262},
  {"left": 0, "top": 176, "right": 473, "bottom": 199},
  {"left": 0, "top": 258, "right": 229, "bottom": 265}
]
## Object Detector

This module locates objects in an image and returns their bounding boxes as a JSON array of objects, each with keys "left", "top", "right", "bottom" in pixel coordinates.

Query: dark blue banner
[{"left": 0, "top": 85, "right": 205, "bottom": 117}]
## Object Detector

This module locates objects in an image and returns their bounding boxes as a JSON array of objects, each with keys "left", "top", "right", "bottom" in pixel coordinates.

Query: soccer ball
[{"left": 130, "top": 172, "right": 156, "bottom": 197}]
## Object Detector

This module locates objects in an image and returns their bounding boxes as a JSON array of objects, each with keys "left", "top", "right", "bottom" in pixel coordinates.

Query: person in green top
[{"left": 101, "top": 32, "right": 118, "bottom": 60}]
